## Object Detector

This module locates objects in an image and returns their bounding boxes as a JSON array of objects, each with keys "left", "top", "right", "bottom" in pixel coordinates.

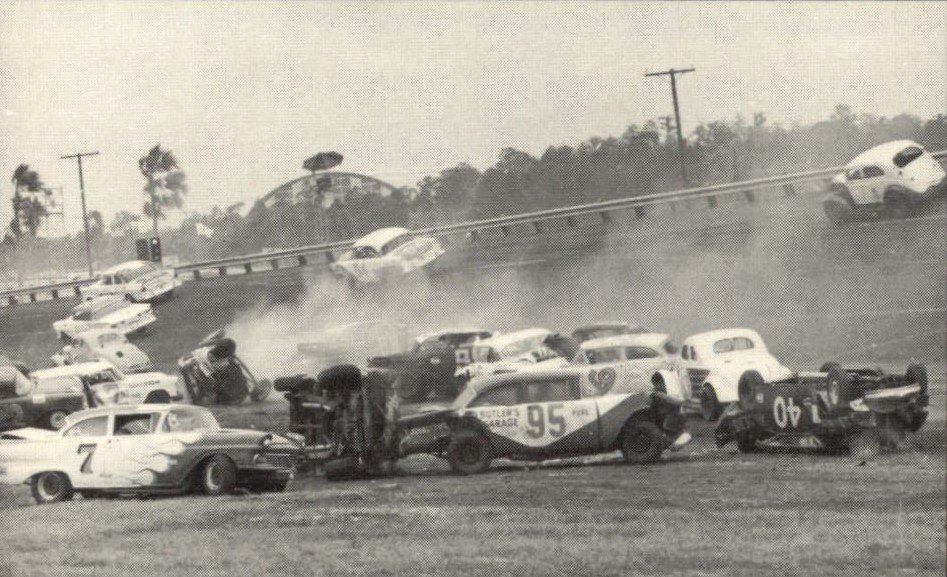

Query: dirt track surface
[{"left": 1, "top": 194, "right": 945, "bottom": 576}]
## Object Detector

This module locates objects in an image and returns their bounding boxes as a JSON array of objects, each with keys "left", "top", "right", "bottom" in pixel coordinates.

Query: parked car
[
  {"left": 573, "top": 333, "right": 686, "bottom": 400},
  {"left": 397, "top": 366, "right": 691, "bottom": 475},
  {"left": 30, "top": 361, "right": 181, "bottom": 406},
  {"left": 178, "top": 330, "right": 272, "bottom": 405},
  {"left": 367, "top": 328, "right": 494, "bottom": 402},
  {"left": 678, "top": 328, "right": 791, "bottom": 420},
  {"left": 715, "top": 363, "right": 929, "bottom": 453},
  {"left": 52, "top": 297, "right": 156, "bottom": 341},
  {"left": 1, "top": 366, "right": 89, "bottom": 431},
  {"left": 823, "top": 140, "right": 947, "bottom": 223},
  {"left": 79, "top": 260, "right": 180, "bottom": 303},
  {"left": 571, "top": 322, "right": 649, "bottom": 343},
  {"left": 0, "top": 404, "right": 301, "bottom": 503},
  {"left": 50, "top": 329, "right": 154, "bottom": 374},
  {"left": 460, "top": 328, "right": 571, "bottom": 380},
  {"left": 329, "top": 227, "right": 444, "bottom": 285}
]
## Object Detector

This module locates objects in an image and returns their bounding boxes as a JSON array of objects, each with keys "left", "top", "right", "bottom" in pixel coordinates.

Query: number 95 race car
[{"left": 714, "top": 363, "right": 929, "bottom": 453}]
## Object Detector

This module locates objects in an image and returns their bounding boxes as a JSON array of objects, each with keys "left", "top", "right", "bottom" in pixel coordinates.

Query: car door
[
  {"left": 517, "top": 377, "right": 599, "bottom": 454},
  {"left": 58, "top": 414, "right": 113, "bottom": 488},
  {"left": 91, "top": 411, "right": 178, "bottom": 488}
]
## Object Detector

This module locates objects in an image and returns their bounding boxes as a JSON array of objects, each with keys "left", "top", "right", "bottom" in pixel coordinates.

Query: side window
[
  {"left": 64, "top": 416, "right": 109, "bottom": 437},
  {"left": 522, "top": 379, "right": 579, "bottom": 403},
  {"left": 625, "top": 346, "right": 660, "bottom": 360},
  {"left": 587, "top": 348, "right": 622, "bottom": 364},
  {"left": 846, "top": 168, "right": 863, "bottom": 181},
  {"left": 470, "top": 384, "right": 518, "bottom": 407},
  {"left": 712, "top": 339, "right": 734, "bottom": 354},
  {"left": 733, "top": 337, "right": 756, "bottom": 351},
  {"left": 114, "top": 413, "right": 158, "bottom": 435},
  {"left": 893, "top": 146, "right": 923, "bottom": 168},
  {"left": 102, "top": 276, "right": 113, "bottom": 286},
  {"left": 862, "top": 166, "right": 884, "bottom": 178}
]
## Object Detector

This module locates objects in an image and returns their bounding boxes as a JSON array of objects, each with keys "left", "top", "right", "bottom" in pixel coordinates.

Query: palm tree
[
  {"left": 10, "top": 164, "right": 46, "bottom": 237},
  {"left": 138, "top": 144, "right": 188, "bottom": 235}
]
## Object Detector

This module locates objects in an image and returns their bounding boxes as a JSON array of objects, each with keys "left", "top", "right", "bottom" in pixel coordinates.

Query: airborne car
[
  {"left": 52, "top": 297, "right": 156, "bottom": 341},
  {"left": 0, "top": 404, "right": 300, "bottom": 504},
  {"left": 79, "top": 260, "right": 180, "bottom": 303},
  {"left": 329, "top": 227, "right": 445, "bottom": 285},
  {"left": 50, "top": 329, "right": 154, "bottom": 374},
  {"left": 823, "top": 140, "right": 946, "bottom": 223}
]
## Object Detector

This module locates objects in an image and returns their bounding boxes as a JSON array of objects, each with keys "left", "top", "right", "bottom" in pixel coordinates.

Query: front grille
[{"left": 262, "top": 453, "right": 298, "bottom": 469}]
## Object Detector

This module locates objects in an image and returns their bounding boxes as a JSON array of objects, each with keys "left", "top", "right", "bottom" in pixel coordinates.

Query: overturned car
[
  {"left": 178, "top": 331, "right": 272, "bottom": 405},
  {"left": 715, "top": 363, "right": 929, "bottom": 452}
]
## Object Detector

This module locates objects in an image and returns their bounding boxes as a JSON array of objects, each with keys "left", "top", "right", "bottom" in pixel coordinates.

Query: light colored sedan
[
  {"left": 52, "top": 297, "right": 156, "bottom": 341},
  {"left": 329, "top": 227, "right": 444, "bottom": 285},
  {"left": 79, "top": 260, "right": 180, "bottom": 303},
  {"left": 50, "top": 330, "right": 153, "bottom": 374}
]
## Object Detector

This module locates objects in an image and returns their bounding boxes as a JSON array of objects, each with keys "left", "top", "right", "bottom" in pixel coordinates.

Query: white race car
[
  {"left": 52, "top": 297, "right": 156, "bottom": 341},
  {"left": 329, "top": 227, "right": 444, "bottom": 285},
  {"left": 79, "top": 260, "right": 180, "bottom": 303},
  {"left": 50, "top": 329, "right": 154, "bottom": 374},
  {"left": 460, "top": 328, "right": 570, "bottom": 380},
  {"left": 823, "top": 139, "right": 947, "bottom": 223},
  {"left": 30, "top": 361, "right": 182, "bottom": 406},
  {"left": 678, "top": 328, "right": 791, "bottom": 420},
  {"left": 573, "top": 333, "right": 687, "bottom": 400}
]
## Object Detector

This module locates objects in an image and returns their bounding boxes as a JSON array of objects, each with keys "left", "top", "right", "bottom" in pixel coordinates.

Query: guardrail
[{"left": 3, "top": 150, "right": 945, "bottom": 307}]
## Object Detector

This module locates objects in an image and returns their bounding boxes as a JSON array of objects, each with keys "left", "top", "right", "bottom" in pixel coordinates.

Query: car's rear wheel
[
  {"left": 45, "top": 410, "right": 69, "bottom": 430},
  {"left": 619, "top": 420, "right": 664, "bottom": 464},
  {"left": 447, "top": 430, "right": 493, "bottom": 474},
  {"left": 199, "top": 455, "right": 237, "bottom": 496},
  {"left": 700, "top": 386, "right": 722, "bottom": 421},
  {"left": 884, "top": 190, "right": 918, "bottom": 219},
  {"left": 31, "top": 472, "right": 74, "bottom": 504},
  {"left": 144, "top": 390, "right": 171, "bottom": 404}
]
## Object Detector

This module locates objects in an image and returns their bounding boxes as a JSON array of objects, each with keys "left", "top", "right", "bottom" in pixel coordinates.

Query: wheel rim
[
  {"left": 205, "top": 463, "right": 221, "bottom": 491},
  {"left": 39, "top": 474, "right": 63, "bottom": 499},
  {"left": 458, "top": 442, "right": 481, "bottom": 465},
  {"left": 49, "top": 411, "right": 67, "bottom": 429}
]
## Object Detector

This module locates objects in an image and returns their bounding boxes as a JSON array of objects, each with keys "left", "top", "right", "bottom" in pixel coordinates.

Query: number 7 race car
[
  {"left": 0, "top": 404, "right": 301, "bottom": 504},
  {"left": 714, "top": 363, "right": 929, "bottom": 452}
]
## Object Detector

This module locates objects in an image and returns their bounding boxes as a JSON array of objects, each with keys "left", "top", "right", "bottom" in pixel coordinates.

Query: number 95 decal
[{"left": 525, "top": 403, "right": 567, "bottom": 438}]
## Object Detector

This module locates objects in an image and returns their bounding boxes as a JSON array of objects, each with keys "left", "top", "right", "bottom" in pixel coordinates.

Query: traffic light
[
  {"left": 135, "top": 239, "right": 150, "bottom": 261},
  {"left": 149, "top": 237, "right": 162, "bottom": 263}
]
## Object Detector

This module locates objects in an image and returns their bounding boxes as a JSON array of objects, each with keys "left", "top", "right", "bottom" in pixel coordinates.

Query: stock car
[
  {"left": 573, "top": 333, "right": 686, "bottom": 399},
  {"left": 459, "top": 328, "right": 571, "bottom": 379},
  {"left": 823, "top": 140, "right": 947, "bottom": 224},
  {"left": 679, "top": 328, "right": 791, "bottom": 420},
  {"left": 30, "top": 361, "right": 182, "bottom": 406},
  {"left": 50, "top": 329, "right": 154, "bottom": 374},
  {"left": 398, "top": 367, "right": 691, "bottom": 475},
  {"left": 715, "top": 363, "right": 929, "bottom": 452},
  {"left": 0, "top": 404, "right": 301, "bottom": 504},
  {"left": 329, "top": 227, "right": 445, "bottom": 285},
  {"left": 178, "top": 331, "right": 272, "bottom": 405},
  {"left": 1, "top": 366, "right": 89, "bottom": 431},
  {"left": 52, "top": 297, "right": 156, "bottom": 341},
  {"left": 79, "top": 260, "right": 180, "bottom": 303}
]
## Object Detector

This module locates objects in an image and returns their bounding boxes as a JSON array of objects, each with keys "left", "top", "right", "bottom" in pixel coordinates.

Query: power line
[
  {"left": 645, "top": 67, "right": 695, "bottom": 185},
  {"left": 60, "top": 151, "right": 99, "bottom": 277}
]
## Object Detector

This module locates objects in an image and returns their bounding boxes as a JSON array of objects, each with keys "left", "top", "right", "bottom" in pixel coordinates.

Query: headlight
[{"left": 251, "top": 453, "right": 269, "bottom": 466}]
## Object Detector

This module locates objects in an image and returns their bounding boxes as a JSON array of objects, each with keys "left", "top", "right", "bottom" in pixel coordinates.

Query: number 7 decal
[{"left": 78, "top": 444, "right": 97, "bottom": 474}]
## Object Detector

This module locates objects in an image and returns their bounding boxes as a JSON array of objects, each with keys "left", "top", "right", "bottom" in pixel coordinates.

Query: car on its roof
[
  {"left": 395, "top": 366, "right": 691, "bottom": 475},
  {"left": 50, "top": 329, "right": 154, "bottom": 374},
  {"left": 571, "top": 322, "right": 649, "bottom": 343},
  {"left": 678, "top": 328, "right": 791, "bottom": 420},
  {"left": 823, "top": 140, "right": 946, "bottom": 223},
  {"left": 0, "top": 404, "right": 300, "bottom": 504},
  {"left": 328, "top": 227, "right": 445, "bottom": 285},
  {"left": 79, "top": 260, "right": 180, "bottom": 303},
  {"left": 52, "top": 297, "right": 156, "bottom": 341}
]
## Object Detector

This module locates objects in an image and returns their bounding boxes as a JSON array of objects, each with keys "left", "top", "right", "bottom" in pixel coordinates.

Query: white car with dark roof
[{"left": 329, "top": 227, "right": 444, "bottom": 285}]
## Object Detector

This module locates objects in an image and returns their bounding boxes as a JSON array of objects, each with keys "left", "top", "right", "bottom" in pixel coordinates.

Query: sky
[{"left": 1, "top": 1, "right": 945, "bottom": 235}]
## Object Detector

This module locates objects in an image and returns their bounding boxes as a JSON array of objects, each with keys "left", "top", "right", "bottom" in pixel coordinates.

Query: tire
[
  {"left": 250, "top": 379, "right": 273, "bottom": 402},
  {"left": 823, "top": 195, "right": 853, "bottom": 225},
  {"left": 700, "top": 386, "right": 722, "bottom": 421},
  {"left": 737, "top": 371, "right": 764, "bottom": 410},
  {"left": 446, "top": 430, "right": 493, "bottom": 475},
  {"left": 619, "top": 420, "right": 664, "bottom": 464},
  {"left": 45, "top": 410, "right": 69, "bottom": 430},
  {"left": 825, "top": 366, "right": 854, "bottom": 414},
  {"left": 144, "top": 390, "right": 171, "bottom": 404},
  {"left": 31, "top": 472, "right": 74, "bottom": 504},
  {"left": 324, "top": 456, "right": 361, "bottom": 481},
  {"left": 198, "top": 455, "right": 237, "bottom": 496}
]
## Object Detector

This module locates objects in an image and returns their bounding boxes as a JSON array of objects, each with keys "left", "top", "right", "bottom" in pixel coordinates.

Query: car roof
[
  {"left": 353, "top": 227, "right": 410, "bottom": 251},
  {"left": 477, "top": 328, "right": 551, "bottom": 349},
  {"left": 580, "top": 332, "right": 669, "bottom": 351},
  {"left": 847, "top": 139, "right": 923, "bottom": 168},
  {"left": 465, "top": 366, "right": 589, "bottom": 396},
  {"left": 682, "top": 328, "right": 764, "bottom": 350},
  {"left": 31, "top": 361, "right": 116, "bottom": 378},
  {"left": 414, "top": 328, "right": 492, "bottom": 342},
  {"left": 102, "top": 260, "right": 158, "bottom": 275}
]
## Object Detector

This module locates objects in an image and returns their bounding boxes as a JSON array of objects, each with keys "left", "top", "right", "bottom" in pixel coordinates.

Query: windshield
[{"left": 163, "top": 408, "right": 219, "bottom": 432}]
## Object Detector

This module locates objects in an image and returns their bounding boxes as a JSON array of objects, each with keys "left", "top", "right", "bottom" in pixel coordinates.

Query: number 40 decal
[{"left": 772, "top": 396, "right": 821, "bottom": 429}]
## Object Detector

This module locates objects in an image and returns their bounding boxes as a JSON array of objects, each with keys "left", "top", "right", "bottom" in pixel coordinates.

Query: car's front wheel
[
  {"left": 198, "top": 455, "right": 237, "bottom": 496},
  {"left": 619, "top": 420, "right": 664, "bottom": 464},
  {"left": 31, "top": 472, "right": 74, "bottom": 504},
  {"left": 447, "top": 430, "right": 493, "bottom": 475}
]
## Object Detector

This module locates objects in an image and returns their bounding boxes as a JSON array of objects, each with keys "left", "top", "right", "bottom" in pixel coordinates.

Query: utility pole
[
  {"left": 645, "top": 67, "right": 695, "bottom": 186},
  {"left": 60, "top": 151, "right": 99, "bottom": 277}
]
